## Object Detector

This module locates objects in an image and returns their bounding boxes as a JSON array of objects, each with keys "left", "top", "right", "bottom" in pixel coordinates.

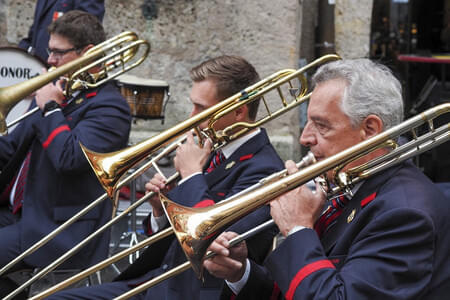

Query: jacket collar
[
  {"left": 321, "top": 162, "right": 404, "bottom": 254},
  {"left": 62, "top": 87, "right": 100, "bottom": 115},
  {"left": 204, "top": 128, "right": 270, "bottom": 188}
]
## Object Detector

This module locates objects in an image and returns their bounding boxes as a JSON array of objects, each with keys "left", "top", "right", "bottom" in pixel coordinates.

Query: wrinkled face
[
  {"left": 189, "top": 79, "right": 237, "bottom": 131},
  {"left": 47, "top": 33, "right": 83, "bottom": 67},
  {"left": 300, "top": 79, "right": 364, "bottom": 171}
]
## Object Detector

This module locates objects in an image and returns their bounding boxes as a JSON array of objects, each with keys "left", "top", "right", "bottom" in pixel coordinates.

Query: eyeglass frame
[{"left": 46, "top": 47, "right": 81, "bottom": 58}]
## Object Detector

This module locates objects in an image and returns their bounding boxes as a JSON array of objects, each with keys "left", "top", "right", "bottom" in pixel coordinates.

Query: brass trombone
[
  {"left": 116, "top": 103, "right": 450, "bottom": 300},
  {"left": 11, "top": 54, "right": 340, "bottom": 298},
  {"left": 32, "top": 103, "right": 450, "bottom": 299},
  {"left": 81, "top": 54, "right": 341, "bottom": 199},
  {"left": 0, "top": 31, "right": 149, "bottom": 298},
  {"left": 0, "top": 31, "right": 149, "bottom": 135},
  {"left": 30, "top": 152, "right": 317, "bottom": 299}
]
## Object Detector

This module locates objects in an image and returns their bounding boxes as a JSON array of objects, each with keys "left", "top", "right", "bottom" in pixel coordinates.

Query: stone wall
[
  {"left": 0, "top": 0, "right": 373, "bottom": 161},
  {"left": 335, "top": 0, "right": 373, "bottom": 58}
]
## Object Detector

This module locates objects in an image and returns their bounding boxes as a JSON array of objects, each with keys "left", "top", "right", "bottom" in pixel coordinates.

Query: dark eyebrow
[
  {"left": 190, "top": 99, "right": 207, "bottom": 110},
  {"left": 310, "top": 116, "right": 331, "bottom": 126}
]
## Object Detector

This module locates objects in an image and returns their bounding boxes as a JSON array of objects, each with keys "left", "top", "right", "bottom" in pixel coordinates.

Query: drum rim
[
  {"left": 116, "top": 74, "right": 169, "bottom": 88},
  {"left": 0, "top": 46, "right": 47, "bottom": 67}
]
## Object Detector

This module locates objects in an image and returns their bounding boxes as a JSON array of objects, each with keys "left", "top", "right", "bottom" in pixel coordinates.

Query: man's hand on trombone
[
  {"left": 174, "top": 131, "right": 212, "bottom": 179},
  {"left": 145, "top": 130, "right": 212, "bottom": 217},
  {"left": 203, "top": 231, "right": 248, "bottom": 283},
  {"left": 35, "top": 68, "right": 66, "bottom": 109},
  {"left": 145, "top": 174, "right": 170, "bottom": 217},
  {"left": 270, "top": 160, "right": 327, "bottom": 236}
]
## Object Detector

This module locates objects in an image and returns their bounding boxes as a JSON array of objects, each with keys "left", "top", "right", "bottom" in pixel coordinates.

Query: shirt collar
[{"left": 220, "top": 128, "right": 261, "bottom": 159}]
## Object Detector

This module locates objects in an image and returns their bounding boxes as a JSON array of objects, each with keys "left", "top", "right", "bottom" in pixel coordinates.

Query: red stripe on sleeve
[
  {"left": 42, "top": 125, "right": 71, "bottom": 149},
  {"left": 194, "top": 199, "right": 215, "bottom": 208},
  {"left": 86, "top": 91, "right": 97, "bottom": 98},
  {"left": 239, "top": 154, "right": 253, "bottom": 161},
  {"left": 285, "top": 260, "right": 335, "bottom": 300},
  {"left": 360, "top": 192, "right": 377, "bottom": 208}
]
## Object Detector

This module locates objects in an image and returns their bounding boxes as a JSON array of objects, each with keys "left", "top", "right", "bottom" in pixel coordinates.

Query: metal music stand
[{"left": 108, "top": 75, "right": 171, "bottom": 272}]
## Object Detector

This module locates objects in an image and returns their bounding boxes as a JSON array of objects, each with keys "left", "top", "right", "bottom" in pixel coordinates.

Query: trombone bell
[{"left": 160, "top": 194, "right": 220, "bottom": 278}]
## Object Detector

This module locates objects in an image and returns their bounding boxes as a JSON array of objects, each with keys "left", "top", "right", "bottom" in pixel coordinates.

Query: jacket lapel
[
  {"left": 62, "top": 88, "right": 99, "bottom": 116},
  {"left": 321, "top": 163, "right": 404, "bottom": 254},
  {"left": 205, "top": 129, "right": 270, "bottom": 188},
  {"left": 0, "top": 136, "right": 35, "bottom": 192}
]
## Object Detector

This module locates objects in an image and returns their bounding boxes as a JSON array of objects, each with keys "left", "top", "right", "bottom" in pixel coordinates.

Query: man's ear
[
  {"left": 360, "top": 114, "right": 383, "bottom": 140},
  {"left": 80, "top": 44, "right": 94, "bottom": 55},
  {"left": 234, "top": 104, "right": 249, "bottom": 121}
]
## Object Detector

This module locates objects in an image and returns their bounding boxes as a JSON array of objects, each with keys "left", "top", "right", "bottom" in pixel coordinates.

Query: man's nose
[
  {"left": 299, "top": 122, "right": 316, "bottom": 147},
  {"left": 47, "top": 54, "right": 57, "bottom": 66}
]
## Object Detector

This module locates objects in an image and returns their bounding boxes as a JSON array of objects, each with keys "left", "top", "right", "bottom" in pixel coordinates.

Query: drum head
[
  {"left": 0, "top": 47, "right": 46, "bottom": 131},
  {"left": 0, "top": 47, "right": 46, "bottom": 87}
]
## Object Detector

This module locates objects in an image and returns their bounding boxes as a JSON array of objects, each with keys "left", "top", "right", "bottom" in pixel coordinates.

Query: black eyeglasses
[{"left": 46, "top": 47, "right": 79, "bottom": 57}]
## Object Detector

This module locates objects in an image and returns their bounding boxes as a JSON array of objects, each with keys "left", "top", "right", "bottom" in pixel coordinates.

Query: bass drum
[{"left": 0, "top": 47, "right": 46, "bottom": 132}]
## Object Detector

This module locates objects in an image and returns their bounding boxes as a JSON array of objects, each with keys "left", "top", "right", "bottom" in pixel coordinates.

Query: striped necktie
[
  {"left": 206, "top": 150, "right": 225, "bottom": 173},
  {"left": 12, "top": 152, "right": 32, "bottom": 214},
  {"left": 0, "top": 175, "right": 16, "bottom": 205},
  {"left": 314, "top": 193, "right": 349, "bottom": 238}
]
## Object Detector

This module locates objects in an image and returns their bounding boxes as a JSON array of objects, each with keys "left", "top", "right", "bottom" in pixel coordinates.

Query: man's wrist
[
  {"left": 180, "top": 166, "right": 203, "bottom": 179},
  {"left": 152, "top": 207, "right": 165, "bottom": 217},
  {"left": 42, "top": 100, "right": 61, "bottom": 116},
  {"left": 287, "top": 225, "right": 308, "bottom": 236},
  {"left": 226, "top": 258, "right": 251, "bottom": 295},
  {"left": 178, "top": 172, "right": 202, "bottom": 185},
  {"left": 150, "top": 211, "right": 168, "bottom": 232}
]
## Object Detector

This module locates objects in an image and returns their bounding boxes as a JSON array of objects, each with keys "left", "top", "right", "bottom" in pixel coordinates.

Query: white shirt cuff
[
  {"left": 150, "top": 211, "right": 168, "bottom": 232},
  {"left": 151, "top": 172, "right": 201, "bottom": 231},
  {"left": 288, "top": 225, "right": 307, "bottom": 236},
  {"left": 225, "top": 258, "right": 250, "bottom": 295},
  {"left": 44, "top": 108, "right": 62, "bottom": 117},
  {"left": 178, "top": 172, "right": 202, "bottom": 185}
]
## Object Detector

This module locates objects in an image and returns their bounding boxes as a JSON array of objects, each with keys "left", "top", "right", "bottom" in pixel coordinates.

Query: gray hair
[{"left": 312, "top": 59, "right": 404, "bottom": 130}]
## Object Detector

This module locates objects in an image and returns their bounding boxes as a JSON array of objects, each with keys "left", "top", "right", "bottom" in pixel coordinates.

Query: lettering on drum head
[
  {"left": 0, "top": 47, "right": 45, "bottom": 88},
  {"left": 0, "top": 47, "right": 46, "bottom": 133},
  {"left": 0, "top": 66, "right": 37, "bottom": 80}
]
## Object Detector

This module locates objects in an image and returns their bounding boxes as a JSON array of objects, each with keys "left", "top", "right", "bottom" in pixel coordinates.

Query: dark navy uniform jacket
[
  {"left": 0, "top": 81, "right": 131, "bottom": 269},
  {"left": 114, "top": 128, "right": 285, "bottom": 300},
  {"left": 18, "top": 0, "right": 105, "bottom": 62},
  {"left": 222, "top": 161, "right": 450, "bottom": 300}
]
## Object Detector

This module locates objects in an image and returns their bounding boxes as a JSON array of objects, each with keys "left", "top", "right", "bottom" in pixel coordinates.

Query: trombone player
[
  {"left": 0, "top": 10, "right": 131, "bottom": 296},
  {"left": 205, "top": 59, "right": 450, "bottom": 299},
  {"left": 49, "top": 55, "right": 284, "bottom": 299}
]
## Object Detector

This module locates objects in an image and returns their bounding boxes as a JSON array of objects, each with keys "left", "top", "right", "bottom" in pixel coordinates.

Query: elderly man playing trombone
[
  {"left": 48, "top": 55, "right": 284, "bottom": 299},
  {"left": 0, "top": 11, "right": 131, "bottom": 297},
  {"left": 204, "top": 58, "right": 450, "bottom": 300}
]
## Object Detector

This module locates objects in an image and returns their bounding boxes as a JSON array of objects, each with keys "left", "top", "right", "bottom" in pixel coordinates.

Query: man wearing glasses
[{"left": 0, "top": 10, "right": 131, "bottom": 297}]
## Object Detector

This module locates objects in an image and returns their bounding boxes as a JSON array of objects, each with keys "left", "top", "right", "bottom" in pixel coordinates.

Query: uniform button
[{"left": 162, "top": 264, "right": 168, "bottom": 270}]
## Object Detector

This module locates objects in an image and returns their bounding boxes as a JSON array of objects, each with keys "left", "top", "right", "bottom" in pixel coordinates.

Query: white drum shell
[{"left": 0, "top": 47, "right": 46, "bottom": 132}]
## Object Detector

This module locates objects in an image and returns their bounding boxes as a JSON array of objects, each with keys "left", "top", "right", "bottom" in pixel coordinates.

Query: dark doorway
[{"left": 370, "top": 0, "right": 450, "bottom": 182}]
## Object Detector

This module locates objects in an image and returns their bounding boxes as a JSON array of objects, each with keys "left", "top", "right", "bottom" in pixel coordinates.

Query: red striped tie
[
  {"left": 12, "top": 152, "right": 31, "bottom": 214},
  {"left": 206, "top": 150, "right": 225, "bottom": 173},
  {"left": 314, "top": 193, "right": 349, "bottom": 238},
  {"left": 0, "top": 175, "right": 16, "bottom": 205}
]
